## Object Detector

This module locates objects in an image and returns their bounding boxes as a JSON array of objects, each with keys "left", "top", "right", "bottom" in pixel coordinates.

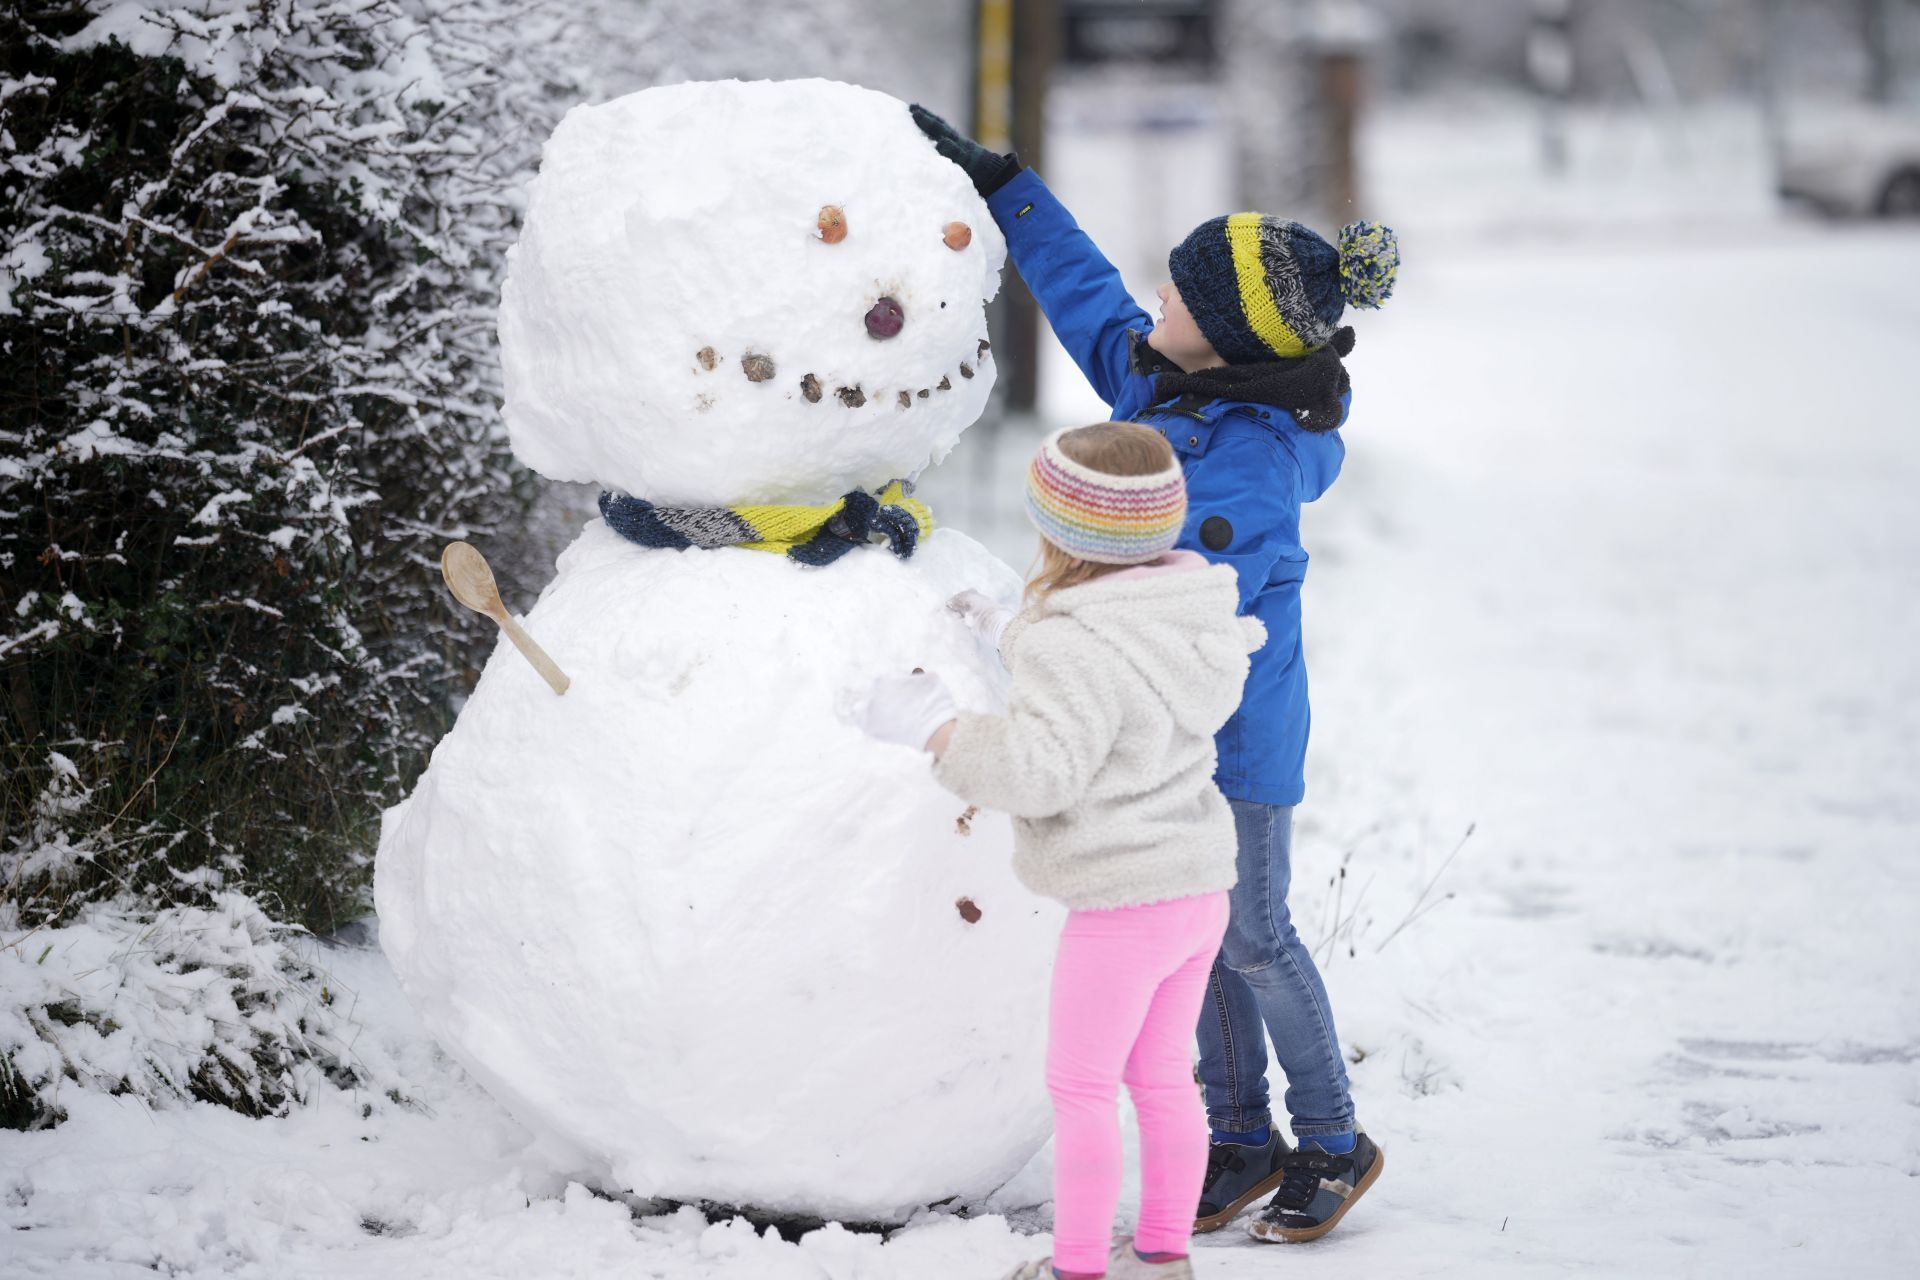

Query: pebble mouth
[{"left": 696, "top": 338, "right": 992, "bottom": 410}]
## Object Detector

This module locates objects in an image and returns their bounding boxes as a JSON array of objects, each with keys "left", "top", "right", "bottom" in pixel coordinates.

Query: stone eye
[
  {"left": 943, "top": 221, "right": 971, "bottom": 250},
  {"left": 817, "top": 205, "right": 847, "bottom": 243}
]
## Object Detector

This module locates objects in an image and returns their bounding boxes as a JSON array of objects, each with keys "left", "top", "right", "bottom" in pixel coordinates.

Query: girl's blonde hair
[{"left": 1025, "top": 422, "right": 1178, "bottom": 604}]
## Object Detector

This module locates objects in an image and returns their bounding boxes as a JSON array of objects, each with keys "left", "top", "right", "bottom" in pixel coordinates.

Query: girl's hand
[
  {"left": 946, "top": 589, "right": 1013, "bottom": 652},
  {"left": 858, "top": 671, "right": 958, "bottom": 754}
]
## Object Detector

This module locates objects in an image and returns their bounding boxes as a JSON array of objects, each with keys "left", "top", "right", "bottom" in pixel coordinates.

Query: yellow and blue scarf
[{"left": 597, "top": 481, "right": 933, "bottom": 567}]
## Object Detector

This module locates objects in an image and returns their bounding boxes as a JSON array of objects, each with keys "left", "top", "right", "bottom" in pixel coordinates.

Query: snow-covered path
[{"left": 6, "top": 231, "right": 1916, "bottom": 1278}]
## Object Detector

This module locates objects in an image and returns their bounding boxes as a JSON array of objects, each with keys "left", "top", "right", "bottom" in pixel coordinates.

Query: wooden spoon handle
[{"left": 494, "top": 609, "right": 571, "bottom": 696}]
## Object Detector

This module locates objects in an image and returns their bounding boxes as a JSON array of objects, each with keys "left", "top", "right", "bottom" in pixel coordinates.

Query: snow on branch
[{"left": 2, "top": 0, "right": 580, "bottom": 930}]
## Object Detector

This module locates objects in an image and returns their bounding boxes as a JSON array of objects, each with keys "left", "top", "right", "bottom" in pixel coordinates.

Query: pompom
[{"left": 1336, "top": 221, "right": 1399, "bottom": 310}]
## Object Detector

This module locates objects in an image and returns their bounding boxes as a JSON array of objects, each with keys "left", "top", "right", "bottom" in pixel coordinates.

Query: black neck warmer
[{"left": 1130, "top": 327, "right": 1356, "bottom": 433}]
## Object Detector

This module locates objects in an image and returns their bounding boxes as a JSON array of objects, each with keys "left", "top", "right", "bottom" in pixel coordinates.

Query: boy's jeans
[{"left": 1195, "top": 800, "right": 1356, "bottom": 1142}]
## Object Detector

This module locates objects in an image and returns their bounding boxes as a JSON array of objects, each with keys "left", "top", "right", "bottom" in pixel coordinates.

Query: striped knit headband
[{"left": 1024, "top": 428, "right": 1187, "bottom": 566}]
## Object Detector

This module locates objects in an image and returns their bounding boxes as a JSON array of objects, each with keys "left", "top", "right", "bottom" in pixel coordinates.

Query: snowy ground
[
  {"left": 1239, "top": 223, "right": 1920, "bottom": 1275},
  {"left": 927, "top": 215, "right": 1920, "bottom": 1278},
  {"left": 7, "top": 103, "right": 1919, "bottom": 1277}
]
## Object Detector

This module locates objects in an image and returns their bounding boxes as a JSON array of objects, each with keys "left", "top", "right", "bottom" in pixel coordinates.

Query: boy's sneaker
[
  {"left": 1192, "top": 1129, "right": 1291, "bottom": 1233},
  {"left": 1246, "top": 1131, "right": 1384, "bottom": 1243}
]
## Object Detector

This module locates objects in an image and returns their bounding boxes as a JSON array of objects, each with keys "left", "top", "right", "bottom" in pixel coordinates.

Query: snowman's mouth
[
  {"left": 705, "top": 338, "right": 992, "bottom": 411},
  {"left": 801, "top": 337, "right": 992, "bottom": 410}
]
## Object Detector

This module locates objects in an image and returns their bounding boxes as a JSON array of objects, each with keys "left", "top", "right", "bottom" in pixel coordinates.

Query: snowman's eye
[
  {"left": 943, "top": 222, "right": 972, "bottom": 250},
  {"left": 817, "top": 206, "right": 847, "bottom": 243}
]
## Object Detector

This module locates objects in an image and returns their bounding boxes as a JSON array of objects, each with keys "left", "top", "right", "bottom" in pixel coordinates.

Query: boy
[{"left": 913, "top": 105, "right": 1396, "bottom": 1246}]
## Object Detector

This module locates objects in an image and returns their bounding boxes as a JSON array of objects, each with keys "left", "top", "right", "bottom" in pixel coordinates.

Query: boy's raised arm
[
  {"left": 985, "top": 171, "right": 1153, "bottom": 408},
  {"left": 911, "top": 106, "right": 1151, "bottom": 409}
]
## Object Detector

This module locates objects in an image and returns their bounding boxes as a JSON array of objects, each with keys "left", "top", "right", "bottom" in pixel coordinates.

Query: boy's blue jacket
[{"left": 986, "top": 169, "right": 1345, "bottom": 806}]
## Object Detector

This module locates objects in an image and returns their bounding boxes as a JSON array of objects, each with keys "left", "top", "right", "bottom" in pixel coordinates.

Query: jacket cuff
[
  {"left": 985, "top": 165, "right": 1051, "bottom": 228},
  {"left": 979, "top": 154, "right": 1023, "bottom": 198},
  {"left": 930, "top": 711, "right": 999, "bottom": 806}
]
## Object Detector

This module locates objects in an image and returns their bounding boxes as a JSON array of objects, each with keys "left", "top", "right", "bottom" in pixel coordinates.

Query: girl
[{"left": 858, "top": 421, "right": 1264, "bottom": 1280}]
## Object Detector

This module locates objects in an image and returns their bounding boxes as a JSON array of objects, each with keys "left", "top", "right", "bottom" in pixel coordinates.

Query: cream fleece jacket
[{"left": 933, "top": 552, "right": 1267, "bottom": 911}]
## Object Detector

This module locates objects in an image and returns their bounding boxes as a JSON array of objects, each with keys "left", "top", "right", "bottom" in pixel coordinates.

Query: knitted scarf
[
  {"left": 597, "top": 480, "right": 933, "bottom": 567},
  {"left": 1130, "top": 326, "right": 1356, "bottom": 433}
]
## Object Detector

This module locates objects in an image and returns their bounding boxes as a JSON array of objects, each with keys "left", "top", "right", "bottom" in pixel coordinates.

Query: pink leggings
[{"left": 1047, "top": 892, "right": 1230, "bottom": 1274}]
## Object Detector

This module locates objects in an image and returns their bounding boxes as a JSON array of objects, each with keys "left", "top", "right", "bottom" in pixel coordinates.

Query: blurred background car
[{"left": 1779, "top": 104, "right": 1920, "bottom": 216}]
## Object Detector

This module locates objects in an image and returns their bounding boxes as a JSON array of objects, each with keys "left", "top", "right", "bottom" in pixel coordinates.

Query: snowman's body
[{"left": 374, "top": 80, "right": 1061, "bottom": 1221}]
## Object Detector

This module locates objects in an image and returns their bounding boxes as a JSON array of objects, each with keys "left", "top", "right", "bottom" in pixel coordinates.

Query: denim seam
[
  {"left": 1259, "top": 803, "right": 1284, "bottom": 956},
  {"left": 1206, "top": 970, "right": 1269, "bottom": 1134},
  {"left": 1238, "top": 800, "right": 1347, "bottom": 1134},
  {"left": 1274, "top": 935, "right": 1352, "bottom": 1129},
  {"left": 1205, "top": 967, "right": 1245, "bottom": 1132},
  {"left": 1227, "top": 804, "right": 1279, "bottom": 977},
  {"left": 1267, "top": 798, "right": 1351, "bottom": 1128}
]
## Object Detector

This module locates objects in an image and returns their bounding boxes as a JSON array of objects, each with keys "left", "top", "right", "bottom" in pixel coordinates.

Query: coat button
[{"left": 1187, "top": 435, "right": 1199, "bottom": 447}]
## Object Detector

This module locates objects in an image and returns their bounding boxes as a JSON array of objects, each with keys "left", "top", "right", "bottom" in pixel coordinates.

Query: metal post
[
  {"left": 969, "top": 0, "right": 1017, "bottom": 530},
  {"left": 1004, "top": 0, "right": 1057, "bottom": 416},
  {"left": 1529, "top": 0, "right": 1575, "bottom": 174},
  {"left": 1755, "top": 0, "right": 1788, "bottom": 189},
  {"left": 974, "top": 0, "right": 1015, "bottom": 152},
  {"left": 1861, "top": 0, "right": 1895, "bottom": 104},
  {"left": 974, "top": 0, "right": 1056, "bottom": 419},
  {"left": 1318, "top": 49, "right": 1364, "bottom": 217}
]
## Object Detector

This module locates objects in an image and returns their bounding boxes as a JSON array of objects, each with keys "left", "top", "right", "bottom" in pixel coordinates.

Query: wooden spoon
[{"left": 441, "top": 541, "right": 571, "bottom": 696}]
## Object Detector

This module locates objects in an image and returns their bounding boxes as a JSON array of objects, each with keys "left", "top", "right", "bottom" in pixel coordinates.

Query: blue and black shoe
[
  {"left": 1192, "top": 1129, "right": 1291, "bottom": 1233},
  {"left": 1247, "top": 1130, "right": 1384, "bottom": 1243}
]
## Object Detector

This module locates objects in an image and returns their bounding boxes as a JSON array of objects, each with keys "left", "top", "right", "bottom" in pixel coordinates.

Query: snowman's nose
[{"left": 865, "top": 297, "right": 905, "bottom": 339}]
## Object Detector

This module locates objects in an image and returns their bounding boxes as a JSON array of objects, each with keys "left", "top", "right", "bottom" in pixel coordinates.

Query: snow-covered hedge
[
  {"left": 0, "top": 892, "right": 378, "bottom": 1130},
  {"left": 0, "top": 1, "right": 575, "bottom": 931}
]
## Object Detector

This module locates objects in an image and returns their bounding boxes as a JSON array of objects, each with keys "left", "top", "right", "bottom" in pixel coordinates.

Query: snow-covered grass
[
  {"left": 6, "top": 102, "right": 1919, "bottom": 1276},
  {"left": 0, "top": 894, "right": 384, "bottom": 1131}
]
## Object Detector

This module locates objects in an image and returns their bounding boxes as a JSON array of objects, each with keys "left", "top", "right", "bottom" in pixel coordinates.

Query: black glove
[{"left": 909, "top": 104, "right": 1021, "bottom": 198}]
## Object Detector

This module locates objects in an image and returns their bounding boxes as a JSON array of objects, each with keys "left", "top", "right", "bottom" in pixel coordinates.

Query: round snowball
[
  {"left": 374, "top": 529, "right": 1060, "bottom": 1221},
  {"left": 499, "top": 79, "right": 1008, "bottom": 507}
]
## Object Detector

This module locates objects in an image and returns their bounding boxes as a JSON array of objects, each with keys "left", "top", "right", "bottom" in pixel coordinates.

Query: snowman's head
[{"left": 499, "top": 79, "right": 1007, "bottom": 508}]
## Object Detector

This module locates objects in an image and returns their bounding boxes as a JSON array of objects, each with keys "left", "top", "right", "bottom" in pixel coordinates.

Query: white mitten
[
  {"left": 946, "top": 589, "right": 1014, "bottom": 652},
  {"left": 858, "top": 671, "right": 958, "bottom": 751}
]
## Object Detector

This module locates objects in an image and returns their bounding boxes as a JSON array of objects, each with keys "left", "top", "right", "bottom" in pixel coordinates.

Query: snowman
[{"left": 374, "top": 79, "right": 1063, "bottom": 1224}]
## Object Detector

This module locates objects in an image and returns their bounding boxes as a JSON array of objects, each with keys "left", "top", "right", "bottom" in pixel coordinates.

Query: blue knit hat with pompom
[{"left": 1169, "top": 213, "right": 1399, "bottom": 364}]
